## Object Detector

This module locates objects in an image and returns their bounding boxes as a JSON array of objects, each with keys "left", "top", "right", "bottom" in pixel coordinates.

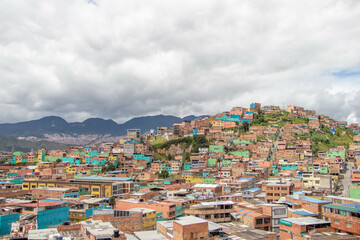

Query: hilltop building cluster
[{"left": 1, "top": 103, "right": 360, "bottom": 239}]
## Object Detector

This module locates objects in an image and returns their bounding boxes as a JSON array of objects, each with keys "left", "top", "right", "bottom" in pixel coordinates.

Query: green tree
[
  {"left": 109, "top": 196, "right": 116, "bottom": 206},
  {"left": 56, "top": 158, "right": 62, "bottom": 164},
  {"left": 102, "top": 162, "right": 116, "bottom": 172},
  {"left": 158, "top": 170, "right": 169, "bottom": 179},
  {"left": 242, "top": 121, "right": 250, "bottom": 132}
]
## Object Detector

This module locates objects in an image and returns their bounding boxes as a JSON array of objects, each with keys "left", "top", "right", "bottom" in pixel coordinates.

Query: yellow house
[
  {"left": 128, "top": 208, "right": 156, "bottom": 231},
  {"left": 66, "top": 167, "right": 77, "bottom": 174},
  {"left": 108, "top": 156, "right": 117, "bottom": 164},
  {"left": 37, "top": 149, "right": 46, "bottom": 162},
  {"left": 15, "top": 156, "right": 22, "bottom": 164},
  {"left": 91, "top": 186, "right": 101, "bottom": 197},
  {"left": 183, "top": 175, "right": 203, "bottom": 184},
  {"left": 302, "top": 173, "right": 336, "bottom": 190},
  {"left": 105, "top": 185, "right": 112, "bottom": 197},
  {"left": 22, "top": 180, "right": 53, "bottom": 190},
  {"left": 287, "top": 106, "right": 296, "bottom": 112},
  {"left": 211, "top": 120, "right": 224, "bottom": 127}
]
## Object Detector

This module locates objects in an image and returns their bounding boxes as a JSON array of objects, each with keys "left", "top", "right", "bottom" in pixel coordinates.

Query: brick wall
[
  {"left": 157, "top": 222, "right": 171, "bottom": 240},
  {"left": 285, "top": 196, "right": 327, "bottom": 215},
  {"left": 0, "top": 189, "right": 30, "bottom": 198},
  {"left": 57, "top": 224, "right": 81, "bottom": 232},
  {"left": 32, "top": 189, "right": 63, "bottom": 199},
  {"left": 173, "top": 221, "right": 208, "bottom": 240},
  {"left": 115, "top": 200, "right": 175, "bottom": 219},
  {"left": 324, "top": 211, "right": 360, "bottom": 235},
  {"left": 93, "top": 213, "right": 143, "bottom": 234}
]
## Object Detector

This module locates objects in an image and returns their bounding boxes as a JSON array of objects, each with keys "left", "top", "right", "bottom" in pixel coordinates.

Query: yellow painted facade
[
  {"left": 105, "top": 185, "right": 112, "bottom": 197},
  {"left": 142, "top": 210, "right": 156, "bottom": 230},
  {"left": 66, "top": 167, "right": 77, "bottom": 174},
  {"left": 108, "top": 156, "right": 117, "bottom": 164},
  {"left": 22, "top": 183, "right": 29, "bottom": 190},
  {"left": 183, "top": 175, "right": 203, "bottom": 184},
  {"left": 91, "top": 186, "right": 100, "bottom": 197},
  {"left": 211, "top": 120, "right": 224, "bottom": 127}
]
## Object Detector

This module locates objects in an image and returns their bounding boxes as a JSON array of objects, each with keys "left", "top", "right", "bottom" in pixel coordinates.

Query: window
[
  {"left": 273, "top": 219, "right": 280, "bottom": 225},
  {"left": 114, "top": 210, "right": 130, "bottom": 218},
  {"left": 334, "top": 220, "right": 339, "bottom": 225},
  {"left": 264, "top": 218, "right": 270, "bottom": 224},
  {"left": 346, "top": 222, "right": 352, "bottom": 228},
  {"left": 274, "top": 209, "right": 286, "bottom": 215},
  {"left": 256, "top": 219, "right": 263, "bottom": 225},
  {"left": 267, "top": 193, "right": 273, "bottom": 196},
  {"left": 281, "top": 187, "right": 287, "bottom": 190},
  {"left": 205, "top": 215, "right": 211, "bottom": 219},
  {"left": 339, "top": 210, "right": 347, "bottom": 216}
]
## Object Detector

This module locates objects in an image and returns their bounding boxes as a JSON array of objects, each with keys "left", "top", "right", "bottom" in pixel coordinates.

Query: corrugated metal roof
[
  {"left": 323, "top": 204, "right": 360, "bottom": 213},
  {"left": 194, "top": 183, "right": 220, "bottom": 188},
  {"left": 280, "top": 217, "right": 330, "bottom": 226},
  {"left": 77, "top": 175, "right": 132, "bottom": 181},
  {"left": 287, "top": 195, "right": 330, "bottom": 203},
  {"left": 290, "top": 209, "right": 316, "bottom": 216},
  {"left": 201, "top": 201, "right": 234, "bottom": 206},
  {"left": 245, "top": 188, "right": 261, "bottom": 192},
  {"left": 134, "top": 231, "right": 168, "bottom": 240},
  {"left": 342, "top": 203, "right": 360, "bottom": 208}
]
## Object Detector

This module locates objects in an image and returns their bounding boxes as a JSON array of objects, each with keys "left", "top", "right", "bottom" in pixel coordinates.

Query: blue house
[
  {"left": 184, "top": 163, "right": 192, "bottom": 170},
  {"left": 62, "top": 156, "right": 75, "bottom": 164},
  {"left": 0, "top": 212, "right": 20, "bottom": 235},
  {"left": 215, "top": 114, "right": 241, "bottom": 123},
  {"left": 241, "top": 119, "right": 250, "bottom": 124},
  {"left": 133, "top": 154, "right": 152, "bottom": 163}
]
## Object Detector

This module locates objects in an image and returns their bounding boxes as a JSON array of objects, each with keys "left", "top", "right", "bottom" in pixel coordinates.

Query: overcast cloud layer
[{"left": 1, "top": 0, "right": 360, "bottom": 124}]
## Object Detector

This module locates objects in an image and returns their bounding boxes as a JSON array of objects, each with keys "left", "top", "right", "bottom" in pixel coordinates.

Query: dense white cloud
[{"left": 1, "top": 0, "right": 360, "bottom": 123}]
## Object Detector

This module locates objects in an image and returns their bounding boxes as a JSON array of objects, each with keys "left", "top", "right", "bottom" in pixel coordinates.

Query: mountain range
[{"left": 0, "top": 114, "right": 208, "bottom": 138}]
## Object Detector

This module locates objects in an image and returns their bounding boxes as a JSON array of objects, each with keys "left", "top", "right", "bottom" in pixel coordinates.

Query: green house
[{"left": 209, "top": 145, "right": 225, "bottom": 153}]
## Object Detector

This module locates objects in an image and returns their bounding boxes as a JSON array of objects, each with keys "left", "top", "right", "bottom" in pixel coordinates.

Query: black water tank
[{"left": 114, "top": 230, "right": 120, "bottom": 238}]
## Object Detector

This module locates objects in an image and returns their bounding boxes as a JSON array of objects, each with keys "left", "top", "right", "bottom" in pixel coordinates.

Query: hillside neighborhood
[{"left": 2, "top": 103, "right": 360, "bottom": 240}]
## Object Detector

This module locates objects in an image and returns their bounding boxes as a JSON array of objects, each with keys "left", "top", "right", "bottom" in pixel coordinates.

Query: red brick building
[
  {"left": 323, "top": 203, "right": 360, "bottom": 235},
  {"left": 280, "top": 217, "right": 332, "bottom": 240}
]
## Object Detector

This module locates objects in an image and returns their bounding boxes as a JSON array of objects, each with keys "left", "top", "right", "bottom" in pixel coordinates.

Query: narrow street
[{"left": 341, "top": 161, "right": 354, "bottom": 198}]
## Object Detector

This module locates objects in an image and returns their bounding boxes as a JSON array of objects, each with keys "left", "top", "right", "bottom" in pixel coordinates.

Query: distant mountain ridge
[
  {"left": 0, "top": 136, "right": 69, "bottom": 153},
  {"left": 0, "top": 114, "right": 209, "bottom": 138}
]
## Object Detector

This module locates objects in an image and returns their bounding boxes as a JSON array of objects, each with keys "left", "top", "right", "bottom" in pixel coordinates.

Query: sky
[{"left": 1, "top": 0, "right": 360, "bottom": 124}]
